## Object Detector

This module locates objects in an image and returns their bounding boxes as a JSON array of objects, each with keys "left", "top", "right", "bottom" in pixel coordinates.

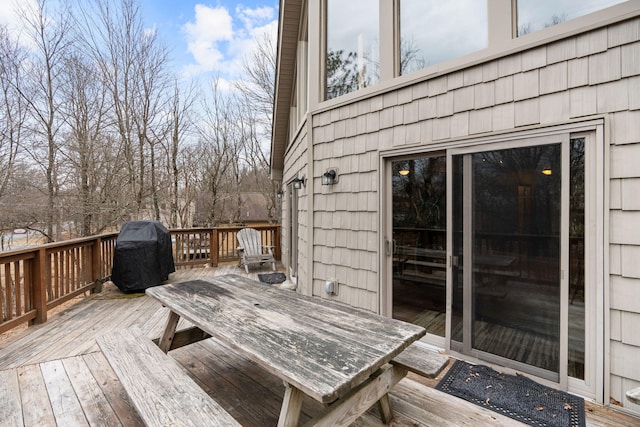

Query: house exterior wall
[
  {"left": 274, "top": 0, "right": 640, "bottom": 413},
  {"left": 312, "top": 107, "right": 380, "bottom": 311},
  {"left": 283, "top": 126, "right": 310, "bottom": 294}
]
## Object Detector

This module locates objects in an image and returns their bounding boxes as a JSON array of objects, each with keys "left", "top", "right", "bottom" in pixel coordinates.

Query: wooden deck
[{"left": 0, "top": 265, "right": 638, "bottom": 426}]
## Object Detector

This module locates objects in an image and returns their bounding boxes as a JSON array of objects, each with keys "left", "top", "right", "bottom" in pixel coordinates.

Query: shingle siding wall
[
  {"left": 283, "top": 127, "right": 309, "bottom": 292},
  {"left": 312, "top": 109, "right": 379, "bottom": 311},
  {"left": 292, "top": 16, "right": 640, "bottom": 404},
  {"left": 606, "top": 22, "right": 640, "bottom": 405}
]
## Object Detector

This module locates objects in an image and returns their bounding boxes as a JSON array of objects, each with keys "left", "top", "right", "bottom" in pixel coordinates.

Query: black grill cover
[{"left": 111, "top": 221, "right": 175, "bottom": 293}]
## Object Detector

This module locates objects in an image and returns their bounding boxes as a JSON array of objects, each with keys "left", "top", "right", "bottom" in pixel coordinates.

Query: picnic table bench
[
  {"left": 97, "top": 327, "right": 240, "bottom": 427},
  {"left": 99, "top": 328, "right": 448, "bottom": 426}
]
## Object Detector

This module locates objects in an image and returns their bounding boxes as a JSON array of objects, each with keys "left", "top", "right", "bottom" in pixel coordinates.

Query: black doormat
[
  {"left": 257, "top": 273, "right": 286, "bottom": 284},
  {"left": 436, "top": 360, "right": 585, "bottom": 427}
]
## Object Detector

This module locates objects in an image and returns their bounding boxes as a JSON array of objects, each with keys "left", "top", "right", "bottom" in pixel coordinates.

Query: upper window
[
  {"left": 400, "top": 0, "right": 487, "bottom": 76},
  {"left": 290, "top": 9, "right": 308, "bottom": 134},
  {"left": 517, "top": 0, "right": 627, "bottom": 36},
  {"left": 325, "top": 0, "right": 379, "bottom": 100}
]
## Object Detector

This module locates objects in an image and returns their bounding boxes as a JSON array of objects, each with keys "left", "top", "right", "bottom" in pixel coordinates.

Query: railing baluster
[
  {"left": 4, "top": 263, "right": 11, "bottom": 321},
  {"left": 33, "top": 248, "right": 47, "bottom": 325},
  {"left": 14, "top": 261, "right": 21, "bottom": 317}
]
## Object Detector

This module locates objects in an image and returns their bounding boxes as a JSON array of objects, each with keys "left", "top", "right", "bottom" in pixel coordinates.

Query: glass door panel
[
  {"left": 453, "top": 144, "right": 563, "bottom": 379},
  {"left": 471, "top": 145, "right": 561, "bottom": 374},
  {"left": 391, "top": 156, "right": 446, "bottom": 337},
  {"left": 569, "top": 138, "right": 585, "bottom": 380}
]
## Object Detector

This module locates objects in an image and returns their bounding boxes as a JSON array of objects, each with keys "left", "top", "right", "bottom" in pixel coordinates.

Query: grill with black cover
[{"left": 111, "top": 221, "right": 175, "bottom": 293}]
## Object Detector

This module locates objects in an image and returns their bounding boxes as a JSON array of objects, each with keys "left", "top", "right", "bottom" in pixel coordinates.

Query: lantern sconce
[
  {"left": 291, "top": 176, "right": 306, "bottom": 189},
  {"left": 321, "top": 168, "right": 338, "bottom": 186}
]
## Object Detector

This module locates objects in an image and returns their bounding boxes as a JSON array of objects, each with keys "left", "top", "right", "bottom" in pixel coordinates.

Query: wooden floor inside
[{"left": 0, "top": 265, "right": 638, "bottom": 426}]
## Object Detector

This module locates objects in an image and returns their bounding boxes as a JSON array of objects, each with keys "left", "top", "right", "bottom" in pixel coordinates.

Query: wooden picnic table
[{"left": 146, "top": 274, "right": 426, "bottom": 427}]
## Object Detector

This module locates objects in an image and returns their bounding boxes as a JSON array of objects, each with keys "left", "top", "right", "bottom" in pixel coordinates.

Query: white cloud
[
  {"left": 183, "top": 4, "right": 233, "bottom": 72},
  {"left": 0, "top": 0, "right": 21, "bottom": 28},
  {"left": 181, "top": 4, "right": 277, "bottom": 80},
  {"left": 236, "top": 5, "right": 275, "bottom": 30},
  {"left": 0, "top": 0, "right": 46, "bottom": 49}
]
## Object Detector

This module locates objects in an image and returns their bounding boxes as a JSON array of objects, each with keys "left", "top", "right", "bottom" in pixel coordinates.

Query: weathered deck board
[
  {"left": 61, "top": 355, "right": 124, "bottom": 426},
  {"left": 82, "top": 352, "right": 144, "bottom": 426},
  {"left": 173, "top": 339, "right": 288, "bottom": 425},
  {"left": 40, "top": 359, "right": 89, "bottom": 426},
  {"left": 390, "top": 376, "right": 525, "bottom": 426},
  {"left": 0, "top": 266, "right": 638, "bottom": 426},
  {"left": 17, "top": 364, "right": 56, "bottom": 426},
  {"left": 0, "top": 368, "right": 23, "bottom": 425}
]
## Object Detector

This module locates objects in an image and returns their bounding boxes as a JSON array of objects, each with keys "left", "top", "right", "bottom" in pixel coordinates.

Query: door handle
[{"left": 385, "top": 238, "right": 396, "bottom": 256}]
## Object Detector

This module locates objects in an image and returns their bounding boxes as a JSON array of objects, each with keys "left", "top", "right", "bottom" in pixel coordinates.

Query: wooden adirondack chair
[{"left": 236, "top": 228, "right": 276, "bottom": 273}]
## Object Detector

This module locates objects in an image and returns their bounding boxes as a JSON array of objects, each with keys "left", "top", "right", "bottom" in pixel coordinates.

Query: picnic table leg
[
  {"left": 158, "top": 311, "right": 180, "bottom": 353},
  {"left": 278, "top": 382, "right": 304, "bottom": 427},
  {"left": 377, "top": 394, "right": 393, "bottom": 424},
  {"left": 306, "top": 364, "right": 407, "bottom": 427}
]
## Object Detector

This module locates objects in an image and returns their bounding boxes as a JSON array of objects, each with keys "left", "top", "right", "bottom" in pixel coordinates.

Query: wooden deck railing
[
  {"left": 0, "top": 225, "right": 280, "bottom": 335},
  {"left": 171, "top": 225, "right": 281, "bottom": 269}
]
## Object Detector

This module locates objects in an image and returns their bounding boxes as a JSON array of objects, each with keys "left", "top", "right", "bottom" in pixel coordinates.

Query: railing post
[
  {"left": 91, "top": 237, "right": 103, "bottom": 294},
  {"left": 210, "top": 228, "right": 219, "bottom": 267},
  {"left": 31, "top": 248, "right": 48, "bottom": 325}
]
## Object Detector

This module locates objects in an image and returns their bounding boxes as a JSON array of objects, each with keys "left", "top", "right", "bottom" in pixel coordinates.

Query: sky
[
  {"left": 138, "top": 0, "right": 278, "bottom": 80},
  {"left": 0, "top": 0, "right": 279, "bottom": 83}
]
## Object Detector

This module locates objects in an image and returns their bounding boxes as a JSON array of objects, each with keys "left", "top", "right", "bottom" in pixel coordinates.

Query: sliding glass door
[{"left": 385, "top": 126, "right": 601, "bottom": 397}]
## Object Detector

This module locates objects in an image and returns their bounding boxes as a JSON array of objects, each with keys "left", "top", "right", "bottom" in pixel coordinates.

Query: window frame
[{"left": 317, "top": 0, "right": 639, "bottom": 105}]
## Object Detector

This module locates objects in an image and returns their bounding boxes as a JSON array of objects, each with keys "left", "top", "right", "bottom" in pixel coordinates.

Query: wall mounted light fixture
[
  {"left": 321, "top": 169, "right": 338, "bottom": 185},
  {"left": 291, "top": 176, "right": 306, "bottom": 189}
]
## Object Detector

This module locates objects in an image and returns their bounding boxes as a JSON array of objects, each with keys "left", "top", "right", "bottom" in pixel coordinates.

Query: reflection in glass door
[
  {"left": 454, "top": 144, "right": 562, "bottom": 378},
  {"left": 391, "top": 156, "right": 446, "bottom": 337},
  {"left": 451, "top": 140, "right": 585, "bottom": 382}
]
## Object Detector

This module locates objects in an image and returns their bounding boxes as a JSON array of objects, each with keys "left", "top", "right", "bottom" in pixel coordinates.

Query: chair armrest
[{"left": 262, "top": 245, "right": 275, "bottom": 254}]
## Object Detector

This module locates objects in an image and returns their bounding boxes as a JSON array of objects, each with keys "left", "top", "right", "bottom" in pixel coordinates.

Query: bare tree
[
  {"left": 172, "top": 143, "right": 200, "bottom": 227},
  {"left": 0, "top": 25, "right": 26, "bottom": 204},
  {"left": 130, "top": 24, "right": 171, "bottom": 220},
  {"left": 235, "top": 29, "right": 279, "bottom": 221},
  {"left": 76, "top": 0, "right": 174, "bottom": 221},
  {"left": 16, "top": 0, "right": 74, "bottom": 242},
  {"left": 152, "top": 80, "right": 197, "bottom": 228},
  {"left": 0, "top": 0, "right": 282, "bottom": 245},
  {"left": 195, "top": 78, "right": 245, "bottom": 226},
  {"left": 235, "top": 31, "right": 276, "bottom": 131},
  {"left": 58, "top": 53, "right": 111, "bottom": 236},
  {"left": 0, "top": 25, "right": 28, "bottom": 248},
  {"left": 0, "top": 163, "right": 48, "bottom": 249}
]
